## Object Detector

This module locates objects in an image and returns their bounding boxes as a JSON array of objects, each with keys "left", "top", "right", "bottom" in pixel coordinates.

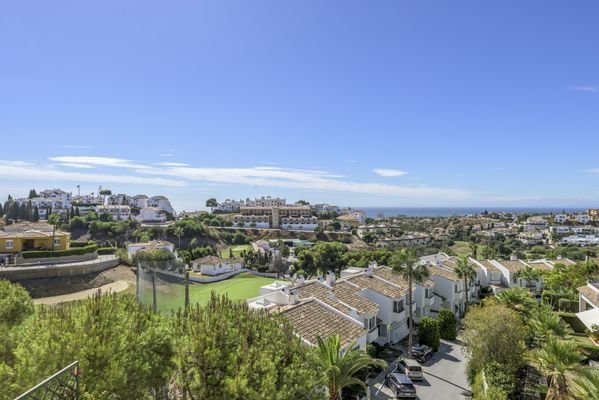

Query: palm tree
[
  {"left": 496, "top": 287, "right": 536, "bottom": 316},
  {"left": 469, "top": 242, "right": 478, "bottom": 259},
  {"left": 571, "top": 367, "right": 599, "bottom": 400},
  {"left": 528, "top": 337, "right": 582, "bottom": 400},
  {"left": 47, "top": 213, "right": 61, "bottom": 253},
  {"left": 515, "top": 266, "right": 541, "bottom": 293},
  {"left": 529, "top": 305, "right": 573, "bottom": 344},
  {"left": 390, "top": 248, "right": 429, "bottom": 358},
  {"left": 315, "top": 335, "right": 386, "bottom": 400},
  {"left": 454, "top": 256, "right": 477, "bottom": 315},
  {"left": 173, "top": 226, "right": 184, "bottom": 249}
]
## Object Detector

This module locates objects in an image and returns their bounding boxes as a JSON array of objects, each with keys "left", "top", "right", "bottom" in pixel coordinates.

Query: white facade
[
  {"left": 96, "top": 205, "right": 131, "bottom": 220},
  {"left": 246, "top": 196, "right": 286, "bottom": 207},
  {"left": 127, "top": 241, "right": 175, "bottom": 257},
  {"left": 575, "top": 214, "right": 591, "bottom": 224},
  {"left": 136, "top": 207, "right": 167, "bottom": 223},
  {"left": 192, "top": 256, "right": 244, "bottom": 276},
  {"left": 554, "top": 214, "right": 568, "bottom": 224},
  {"left": 560, "top": 235, "right": 599, "bottom": 246},
  {"left": 129, "top": 195, "right": 149, "bottom": 209},
  {"left": 147, "top": 196, "right": 174, "bottom": 214},
  {"left": 214, "top": 199, "right": 244, "bottom": 213}
]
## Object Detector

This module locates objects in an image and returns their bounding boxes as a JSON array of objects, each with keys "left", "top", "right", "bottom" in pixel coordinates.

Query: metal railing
[{"left": 15, "top": 361, "right": 79, "bottom": 400}]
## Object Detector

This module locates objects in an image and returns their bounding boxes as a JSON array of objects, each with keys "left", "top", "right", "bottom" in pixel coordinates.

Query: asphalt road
[{"left": 370, "top": 340, "right": 471, "bottom": 400}]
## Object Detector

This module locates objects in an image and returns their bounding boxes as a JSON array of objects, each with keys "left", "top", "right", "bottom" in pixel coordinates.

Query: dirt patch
[{"left": 18, "top": 264, "right": 136, "bottom": 298}]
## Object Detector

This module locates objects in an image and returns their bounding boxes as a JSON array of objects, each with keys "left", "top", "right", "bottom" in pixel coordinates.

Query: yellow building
[{"left": 0, "top": 230, "right": 71, "bottom": 253}]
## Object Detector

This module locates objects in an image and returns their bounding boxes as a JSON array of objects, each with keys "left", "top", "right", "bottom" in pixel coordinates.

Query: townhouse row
[{"left": 246, "top": 253, "right": 578, "bottom": 350}]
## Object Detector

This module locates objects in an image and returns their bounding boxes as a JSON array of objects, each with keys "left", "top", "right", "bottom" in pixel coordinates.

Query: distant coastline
[{"left": 357, "top": 207, "right": 589, "bottom": 218}]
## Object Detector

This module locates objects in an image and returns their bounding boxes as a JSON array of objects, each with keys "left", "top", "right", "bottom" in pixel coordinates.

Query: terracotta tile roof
[
  {"left": 495, "top": 260, "right": 529, "bottom": 273},
  {"left": 527, "top": 260, "right": 555, "bottom": 271},
  {"left": 428, "top": 265, "right": 460, "bottom": 282},
  {"left": 192, "top": 255, "right": 242, "bottom": 264},
  {"left": 280, "top": 299, "right": 366, "bottom": 348},
  {"left": 347, "top": 274, "right": 406, "bottom": 298},
  {"left": 478, "top": 260, "right": 501, "bottom": 273},
  {"left": 373, "top": 267, "right": 433, "bottom": 289},
  {"left": 550, "top": 259, "right": 576, "bottom": 266},
  {"left": 332, "top": 282, "right": 379, "bottom": 315},
  {"left": 0, "top": 230, "right": 70, "bottom": 239},
  {"left": 295, "top": 282, "right": 352, "bottom": 314},
  {"left": 578, "top": 285, "right": 599, "bottom": 308}
]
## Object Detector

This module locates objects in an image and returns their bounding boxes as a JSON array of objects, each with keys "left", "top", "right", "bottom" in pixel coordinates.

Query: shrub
[
  {"left": 97, "top": 247, "right": 117, "bottom": 255},
  {"left": 438, "top": 308, "right": 457, "bottom": 340},
  {"left": 557, "top": 298, "right": 571, "bottom": 312},
  {"left": 21, "top": 244, "right": 98, "bottom": 259},
  {"left": 418, "top": 317, "right": 440, "bottom": 351},
  {"left": 558, "top": 312, "right": 587, "bottom": 334},
  {"left": 70, "top": 241, "right": 96, "bottom": 248}
]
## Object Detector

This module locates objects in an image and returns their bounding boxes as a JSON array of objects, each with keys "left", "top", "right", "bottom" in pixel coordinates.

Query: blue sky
[{"left": 1, "top": 0, "right": 598, "bottom": 211}]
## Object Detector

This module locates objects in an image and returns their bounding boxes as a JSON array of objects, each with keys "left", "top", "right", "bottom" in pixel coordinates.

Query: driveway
[{"left": 370, "top": 340, "right": 471, "bottom": 400}]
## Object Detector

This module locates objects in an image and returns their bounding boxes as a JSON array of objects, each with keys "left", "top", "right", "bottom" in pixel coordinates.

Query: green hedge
[
  {"left": 558, "top": 312, "right": 587, "bottom": 334},
  {"left": 70, "top": 241, "right": 97, "bottom": 248},
  {"left": 97, "top": 247, "right": 117, "bottom": 255},
  {"left": 22, "top": 244, "right": 98, "bottom": 259}
]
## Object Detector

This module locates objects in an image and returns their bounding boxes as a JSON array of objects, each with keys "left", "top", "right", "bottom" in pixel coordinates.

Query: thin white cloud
[
  {"left": 587, "top": 168, "right": 599, "bottom": 174},
  {"left": 159, "top": 153, "right": 175, "bottom": 157},
  {"left": 63, "top": 145, "right": 93, "bottom": 149},
  {"left": 0, "top": 160, "right": 34, "bottom": 167},
  {"left": 571, "top": 86, "right": 598, "bottom": 92},
  {"left": 56, "top": 163, "right": 95, "bottom": 169},
  {"left": 49, "top": 156, "right": 149, "bottom": 169},
  {"left": 138, "top": 165, "right": 469, "bottom": 200},
  {"left": 0, "top": 161, "right": 185, "bottom": 187},
  {"left": 373, "top": 168, "right": 409, "bottom": 177},
  {"left": 156, "top": 162, "right": 190, "bottom": 167}
]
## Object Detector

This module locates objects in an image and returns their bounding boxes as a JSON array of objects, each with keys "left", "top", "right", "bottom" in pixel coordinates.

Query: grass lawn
[
  {"left": 221, "top": 244, "right": 253, "bottom": 258},
  {"left": 451, "top": 241, "right": 472, "bottom": 257},
  {"left": 139, "top": 272, "right": 275, "bottom": 312}
]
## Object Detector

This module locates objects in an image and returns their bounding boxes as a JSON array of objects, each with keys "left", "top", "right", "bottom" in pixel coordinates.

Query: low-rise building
[
  {"left": 214, "top": 199, "right": 244, "bottom": 213},
  {"left": 136, "top": 207, "right": 167, "bottom": 223},
  {"left": 517, "top": 231, "right": 545, "bottom": 245},
  {"left": 233, "top": 205, "right": 317, "bottom": 230},
  {"left": 127, "top": 240, "right": 175, "bottom": 257},
  {"left": 191, "top": 256, "right": 244, "bottom": 276},
  {"left": 96, "top": 205, "right": 131, "bottom": 221},
  {"left": 377, "top": 233, "right": 432, "bottom": 248},
  {"left": 560, "top": 235, "right": 599, "bottom": 246},
  {"left": 0, "top": 230, "right": 70, "bottom": 253},
  {"left": 147, "top": 196, "right": 174, "bottom": 214}
]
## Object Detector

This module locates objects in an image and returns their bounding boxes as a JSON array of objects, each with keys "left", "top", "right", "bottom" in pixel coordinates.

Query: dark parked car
[
  {"left": 384, "top": 372, "right": 417, "bottom": 399},
  {"left": 397, "top": 359, "right": 424, "bottom": 381},
  {"left": 411, "top": 344, "right": 433, "bottom": 363}
]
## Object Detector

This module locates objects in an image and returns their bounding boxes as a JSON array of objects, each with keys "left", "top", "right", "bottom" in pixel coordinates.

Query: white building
[
  {"left": 129, "top": 195, "right": 149, "bottom": 209},
  {"left": 214, "top": 199, "right": 244, "bottom": 213},
  {"left": 517, "top": 231, "right": 545, "bottom": 245},
  {"left": 560, "top": 235, "right": 599, "bottom": 246},
  {"left": 575, "top": 214, "right": 592, "bottom": 224},
  {"left": 246, "top": 196, "right": 287, "bottom": 207},
  {"left": 136, "top": 207, "right": 167, "bottom": 223},
  {"left": 311, "top": 203, "right": 340, "bottom": 214},
  {"left": 554, "top": 214, "right": 568, "bottom": 224},
  {"left": 191, "top": 256, "right": 244, "bottom": 276},
  {"left": 127, "top": 240, "right": 175, "bottom": 257},
  {"left": 96, "top": 205, "right": 131, "bottom": 221},
  {"left": 147, "top": 196, "right": 174, "bottom": 214}
]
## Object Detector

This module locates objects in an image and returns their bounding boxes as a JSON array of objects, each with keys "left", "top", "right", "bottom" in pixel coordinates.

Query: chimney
[
  {"left": 325, "top": 271, "right": 336, "bottom": 286},
  {"left": 297, "top": 274, "right": 305, "bottom": 285},
  {"left": 510, "top": 254, "right": 518, "bottom": 261},
  {"left": 289, "top": 289, "right": 299, "bottom": 305},
  {"left": 364, "top": 265, "right": 373, "bottom": 277}
]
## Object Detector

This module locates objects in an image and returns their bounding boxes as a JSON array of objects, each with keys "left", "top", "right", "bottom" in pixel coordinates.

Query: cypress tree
[
  {"left": 33, "top": 206, "right": 39, "bottom": 222},
  {"left": 0, "top": 202, "right": 4, "bottom": 218}
]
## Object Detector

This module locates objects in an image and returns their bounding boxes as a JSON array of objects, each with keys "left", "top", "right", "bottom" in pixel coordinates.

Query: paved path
[{"left": 33, "top": 280, "right": 129, "bottom": 305}]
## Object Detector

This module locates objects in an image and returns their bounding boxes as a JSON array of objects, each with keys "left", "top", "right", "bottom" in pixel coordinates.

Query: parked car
[
  {"left": 411, "top": 344, "right": 433, "bottom": 363},
  {"left": 397, "top": 359, "right": 424, "bottom": 381},
  {"left": 384, "top": 372, "right": 417, "bottom": 399}
]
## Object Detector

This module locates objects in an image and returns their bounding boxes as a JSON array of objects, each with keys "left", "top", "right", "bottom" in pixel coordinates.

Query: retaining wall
[{"left": 0, "top": 256, "right": 120, "bottom": 281}]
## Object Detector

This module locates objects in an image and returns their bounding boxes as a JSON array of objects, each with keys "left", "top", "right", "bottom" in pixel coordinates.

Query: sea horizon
[{"left": 356, "top": 206, "right": 590, "bottom": 218}]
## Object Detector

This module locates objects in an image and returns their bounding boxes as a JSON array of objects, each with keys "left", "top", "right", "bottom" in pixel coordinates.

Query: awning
[{"left": 576, "top": 308, "right": 599, "bottom": 330}]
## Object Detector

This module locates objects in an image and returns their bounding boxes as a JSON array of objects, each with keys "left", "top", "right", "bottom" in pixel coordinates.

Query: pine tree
[{"left": 28, "top": 189, "right": 37, "bottom": 199}]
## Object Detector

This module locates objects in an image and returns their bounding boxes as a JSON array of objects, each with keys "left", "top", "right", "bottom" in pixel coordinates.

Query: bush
[
  {"left": 97, "top": 247, "right": 117, "bottom": 255},
  {"left": 70, "top": 241, "right": 96, "bottom": 248},
  {"left": 438, "top": 308, "right": 457, "bottom": 340},
  {"left": 22, "top": 244, "right": 99, "bottom": 259},
  {"left": 418, "top": 317, "right": 440, "bottom": 351},
  {"left": 557, "top": 298, "right": 571, "bottom": 312}
]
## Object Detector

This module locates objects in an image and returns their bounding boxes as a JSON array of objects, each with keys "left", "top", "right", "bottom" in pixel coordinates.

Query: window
[
  {"left": 6, "top": 240, "right": 14, "bottom": 249},
  {"left": 54, "top": 238, "right": 60, "bottom": 246},
  {"left": 425, "top": 288, "right": 433, "bottom": 298},
  {"left": 363, "top": 316, "right": 376, "bottom": 330},
  {"left": 393, "top": 300, "right": 405, "bottom": 313}
]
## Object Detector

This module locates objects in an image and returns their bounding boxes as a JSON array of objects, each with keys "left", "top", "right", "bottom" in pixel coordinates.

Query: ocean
[{"left": 357, "top": 207, "right": 588, "bottom": 218}]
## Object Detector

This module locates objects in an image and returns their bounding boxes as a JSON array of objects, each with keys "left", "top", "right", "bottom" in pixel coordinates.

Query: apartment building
[
  {"left": 213, "top": 199, "right": 244, "bottom": 213},
  {"left": 147, "top": 196, "right": 174, "bottom": 214},
  {"left": 233, "top": 205, "right": 317, "bottom": 230},
  {"left": 246, "top": 196, "right": 286, "bottom": 207},
  {"left": 96, "top": 205, "right": 131, "bottom": 221}
]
